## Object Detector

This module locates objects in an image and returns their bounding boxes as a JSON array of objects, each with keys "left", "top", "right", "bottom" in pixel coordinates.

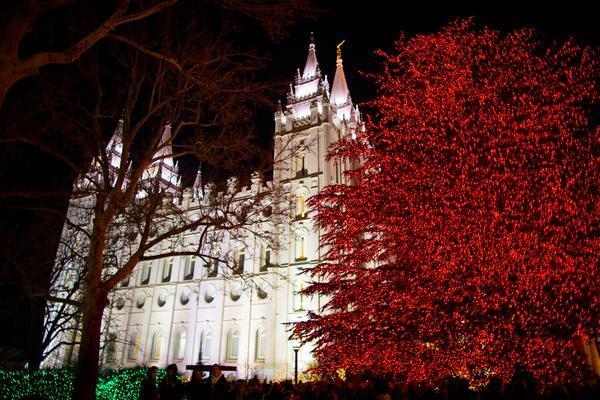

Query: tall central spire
[
  {"left": 330, "top": 40, "right": 350, "bottom": 107},
  {"left": 302, "top": 32, "right": 319, "bottom": 79}
]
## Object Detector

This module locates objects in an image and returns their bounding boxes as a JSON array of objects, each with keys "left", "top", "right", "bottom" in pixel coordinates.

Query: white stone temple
[{"left": 46, "top": 35, "right": 364, "bottom": 380}]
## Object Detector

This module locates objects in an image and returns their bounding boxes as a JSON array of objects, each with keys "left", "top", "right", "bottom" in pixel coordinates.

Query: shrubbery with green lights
[{"left": 0, "top": 367, "right": 167, "bottom": 400}]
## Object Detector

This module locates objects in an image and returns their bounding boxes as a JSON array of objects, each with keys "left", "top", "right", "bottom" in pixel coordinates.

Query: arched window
[
  {"left": 296, "top": 153, "right": 307, "bottom": 177},
  {"left": 180, "top": 288, "right": 192, "bottom": 305},
  {"left": 150, "top": 330, "right": 163, "bottom": 360},
  {"left": 127, "top": 330, "right": 140, "bottom": 360},
  {"left": 115, "top": 297, "right": 126, "bottom": 310},
  {"left": 235, "top": 248, "right": 245, "bottom": 274},
  {"left": 140, "top": 262, "right": 152, "bottom": 285},
  {"left": 343, "top": 159, "right": 350, "bottom": 184},
  {"left": 157, "top": 291, "right": 167, "bottom": 307},
  {"left": 183, "top": 256, "right": 195, "bottom": 280},
  {"left": 162, "top": 258, "right": 173, "bottom": 282},
  {"left": 173, "top": 328, "right": 187, "bottom": 360},
  {"left": 204, "top": 285, "right": 216, "bottom": 303},
  {"left": 293, "top": 281, "right": 305, "bottom": 311},
  {"left": 255, "top": 329, "right": 266, "bottom": 361},
  {"left": 106, "top": 333, "right": 117, "bottom": 362},
  {"left": 199, "top": 330, "right": 212, "bottom": 360},
  {"left": 136, "top": 294, "right": 146, "bottom": 309},
  {"left": 296, "top": 193, "right": 307, "bottom": 218},
  {"left": 230, "top": 285, "right": 242, "bottom": 302},
  {"left": 226, "top": 329, "right": 239, "bottom": 360},
  {"left": 260, "top": 245, "right": 272, "bottom": 272},
  {"left": 205, "top": 258, "right": 218, "bottom": 277},
  {"left": 332, "top": 160, "right": 340, "bottom": 184},
  {"left": 295, "top": 233, "right": 307, "bottom": 261}
]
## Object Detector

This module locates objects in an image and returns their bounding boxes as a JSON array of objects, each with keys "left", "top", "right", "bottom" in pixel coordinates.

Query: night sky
[
  {"left": 256, "top": 2, "right": 599, "bottom": 143},
  {"left": 0, "top": 0, "right": 597, "bottom": 361}
]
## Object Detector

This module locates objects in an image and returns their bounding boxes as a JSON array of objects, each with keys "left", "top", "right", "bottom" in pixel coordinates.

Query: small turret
[
  {"left": 106, "top": 118, "right": 124, "bottom": 170},
  {"left": 302, "top": 32, "right": 319, "bottom": 80},
  {"left": 192, "top": 164, "right": 203, "bottom": 200}
]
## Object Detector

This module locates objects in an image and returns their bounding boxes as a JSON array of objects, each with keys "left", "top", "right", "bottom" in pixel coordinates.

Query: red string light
[{"left": 295, "top": 19, "right": 599, "bottom": 387}]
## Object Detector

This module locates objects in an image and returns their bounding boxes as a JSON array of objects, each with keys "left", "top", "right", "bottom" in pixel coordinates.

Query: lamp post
[{"left": 293, "top": 345, "right": 300, "bottom": 384}]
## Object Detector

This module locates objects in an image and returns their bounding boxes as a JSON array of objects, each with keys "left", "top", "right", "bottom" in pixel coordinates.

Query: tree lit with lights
[{"left": 296, "top": 19, "right": 599, "bottom": 386}]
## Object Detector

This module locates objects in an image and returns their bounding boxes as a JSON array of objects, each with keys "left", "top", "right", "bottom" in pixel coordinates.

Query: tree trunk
[
  {"left": 72, "top": 288, "right": 107, "bottom": 400},
  {"left": 0, "top": 71, "right": 16, "bottom": 109},
  {"left": 25, "top": 296, "right": 46, "bottom": 370}
]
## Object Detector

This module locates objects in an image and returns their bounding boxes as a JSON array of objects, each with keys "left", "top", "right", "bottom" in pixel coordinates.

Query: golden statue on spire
[{"left": 336, "top": 40, "right": 345, "bottom": 62}]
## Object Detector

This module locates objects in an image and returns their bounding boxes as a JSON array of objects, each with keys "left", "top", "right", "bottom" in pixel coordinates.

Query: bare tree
[
  {"left": 0, "top": 0, "right": 182, "bottom": 107},
  {"left": 1, "top": 0, "right": 314, "bottom": 397},
  {"left": 0, "top": 0, "right": 320, "bottom": 108}
]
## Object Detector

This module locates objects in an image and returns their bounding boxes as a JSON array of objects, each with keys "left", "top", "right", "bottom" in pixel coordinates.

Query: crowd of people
[{"left": 140, "top": 364, "right": 599, "bottom": 400}]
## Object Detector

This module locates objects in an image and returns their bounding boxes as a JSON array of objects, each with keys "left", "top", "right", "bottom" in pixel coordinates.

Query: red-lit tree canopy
[{"left": 295, "top": 19, "right": 599, "bottom": 386}]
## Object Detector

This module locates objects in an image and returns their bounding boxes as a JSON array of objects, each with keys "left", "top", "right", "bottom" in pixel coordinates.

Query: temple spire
[
  {"left": 192, "top": 164, "right": 203, "bottom": 200},
  {"left": 106, "top": 118, "right": 124, "bottom": 169},
  {"left": 155, "top": 123, "right": 174, "bottom": 168},
  {"left": 302, "top": 32, "right": 319, "bottom": 79},
  {"left": 330, "top": 40, "right": 350, "bottom": 107}
]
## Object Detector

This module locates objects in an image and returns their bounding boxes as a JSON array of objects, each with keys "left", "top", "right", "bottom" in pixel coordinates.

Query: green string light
[{"left": 0, "top": 368, "right": 167, "bottom": 400}]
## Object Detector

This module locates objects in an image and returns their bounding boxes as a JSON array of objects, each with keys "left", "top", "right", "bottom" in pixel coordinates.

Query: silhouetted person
[
  {"left": 374, "top": 378, "right": 391, "bottom": 400},
  {"left": 230, "top": 380, "right": 247, "bottom": 400},
  {"left": 265, "top": 382, "right": 284, "bottom": 400},
  {"left": 247, "top": 378, "right": 264, "bottom": 400},
  {"left": 140, "top": 366, "right": 159, "bottom": 400},
  {"left": 509, "top": 364, "right": 537, "bottom": 400},
  {"left": 187, "top": 369, "right": 210, "bottom": 400},
  {"left": 160, "top": 363, "right": 183, "bottom": 400},
  {"left": 482, "top": 377, "right": 504, "bottom": 400},
  {"left": 447, "top": 377, "right": 475, "bottom": 400},
  {"left": 205, "top": 364, "right": 228, "bottom": 400}
]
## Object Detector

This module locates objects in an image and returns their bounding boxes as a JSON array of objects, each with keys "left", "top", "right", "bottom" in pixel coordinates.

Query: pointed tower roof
[
  {"left": 106, "top": 118, "right": 124, "bottom": 169},
  {"left": 192, "top": 164, "right": 202, "bottom": 199},
  {"left": 106, "top": 118, "right": 123, "bottom": 151},
  {"left": 155, "top": 124, "right": 174, "bottom": 168},
  {"left": 302, "top": 33, "right": 319, "bottom": 79},
  {"left": 330, "top": 40, "right": 350, "bottom": 106}
]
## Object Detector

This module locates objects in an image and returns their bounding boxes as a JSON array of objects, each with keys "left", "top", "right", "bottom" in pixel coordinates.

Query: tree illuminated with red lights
[{"left": 295, "top": 19, "right": 599, "bottom": 386}]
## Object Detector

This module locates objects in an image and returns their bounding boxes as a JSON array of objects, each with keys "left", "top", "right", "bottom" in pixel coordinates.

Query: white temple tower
[{"left": 46, "top": 34, "right": 364, "bottom": 380}]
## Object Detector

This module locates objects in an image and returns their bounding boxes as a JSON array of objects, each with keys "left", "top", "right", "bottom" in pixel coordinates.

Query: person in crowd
[
  {"left": 206, "top": 364, "right": 228, "bottom": 400},
  {"left": 247, "top": 377, "right": 265, "bottom": 400},
  {"left": 140, "top": 366, "right": 159, "bottom": 400},
  {"left": 160, "top": 363, "right": 184, "bottom": 400},
  {"left": 230, "top": 379, "right": 247, "bottom": 400},
  {"left": 187, "top": 369, "right": 209, "bottom": 400},
  {"left": 137, "top": 364, "right": 599, "bottom": 400},
  {"left": 264, "top": 382, "right": 284, "bottom": 400},
  {"left": 374, "top": 378, "right": 391, "bottom": 400},
  {"left": 482, "top": 377, "right": 504, "bottom": 400}
]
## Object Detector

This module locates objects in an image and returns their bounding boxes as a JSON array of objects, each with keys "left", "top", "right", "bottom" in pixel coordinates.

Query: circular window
[
  {"left": 115, "top": 297, "right": 125, "bottom": 310},
  {"left": 157, "top": 291, "right": 167, "bottom": 307},
  {"left": 262, "top": 206, "right": 272, "bottom": 217},
  {"left": 230, "top": 286, "right": 242, "bottom": 302},
  {"left": 180, "top": 288, "right": 192, "bottom": 305},
  {"left": 257, "top": 287, "right": 268, "bottom": 300},
  {"left": 136, "top": 294, "right": 146, "bottom": 309},
  {"left": 204, "top": 285, "right": 216, "bottom": 303}
]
